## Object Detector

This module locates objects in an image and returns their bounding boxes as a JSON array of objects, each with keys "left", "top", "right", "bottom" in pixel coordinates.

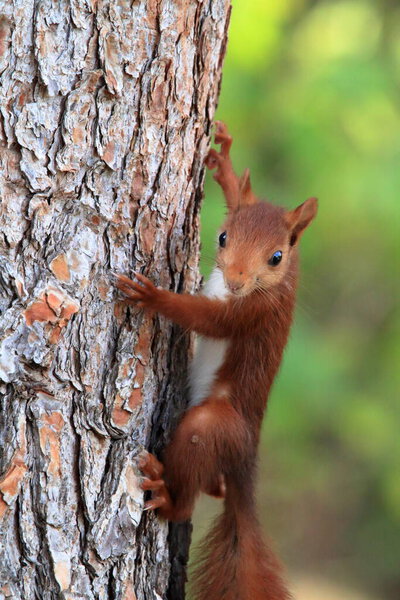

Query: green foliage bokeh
[{"left": 199, "top": 1, "right": 400, "bottom": 596}]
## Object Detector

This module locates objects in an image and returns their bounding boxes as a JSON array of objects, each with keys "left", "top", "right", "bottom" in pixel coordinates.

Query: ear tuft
[
  {"left": 238, "top": 168, "right": 257, "bottom": 207},
  {"left": 285, "top": 197, "right": 318, "bottom": 246}
]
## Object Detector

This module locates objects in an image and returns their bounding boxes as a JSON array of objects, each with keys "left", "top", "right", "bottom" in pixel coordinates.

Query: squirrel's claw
[{"left": 143, "top": 497, "right": 167, "bottom": 511}]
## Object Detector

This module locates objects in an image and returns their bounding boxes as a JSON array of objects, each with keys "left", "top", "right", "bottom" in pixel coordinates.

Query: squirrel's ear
[
  {"left": 285, "top": 197, "right": 318, "bottom": 246},
  {"left": 238, "top": 168, "right": 257, "bottom": 207}
]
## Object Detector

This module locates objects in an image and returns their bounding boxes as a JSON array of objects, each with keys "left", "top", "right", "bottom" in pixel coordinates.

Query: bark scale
[{"left": 0, "top": 1, "right": 231, "bottom": 598}]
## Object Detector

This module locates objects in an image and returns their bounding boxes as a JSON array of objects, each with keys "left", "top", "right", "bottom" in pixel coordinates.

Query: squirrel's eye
[
  {"left": 219, "top": 231, "right": 227, "bottom": 248},
  {"left": 268, "top": 250, "right": 282, "bottom": 266}
]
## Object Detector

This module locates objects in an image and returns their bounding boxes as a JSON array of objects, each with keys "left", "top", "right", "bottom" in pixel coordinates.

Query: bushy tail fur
[{"left": 191, "top": 480, "right": 292, "bottom": 600}]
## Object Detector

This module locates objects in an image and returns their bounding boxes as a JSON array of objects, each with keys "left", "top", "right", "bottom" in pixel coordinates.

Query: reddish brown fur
[{"left": 115, "top": 122, "right": 317, "bottom": 600}]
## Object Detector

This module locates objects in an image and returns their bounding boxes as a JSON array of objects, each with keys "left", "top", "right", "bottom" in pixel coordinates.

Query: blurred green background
[{"left": 193, "top": 1, "right": 400, "bottom": 598}]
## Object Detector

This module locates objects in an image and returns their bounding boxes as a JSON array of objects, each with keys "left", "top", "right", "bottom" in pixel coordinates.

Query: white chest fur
[{"left": 189, "top": 267, "right": 229, "bottom": 406}]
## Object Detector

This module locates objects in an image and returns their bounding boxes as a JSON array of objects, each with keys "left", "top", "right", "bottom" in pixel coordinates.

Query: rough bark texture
[{"left": 0, "top": 1, "right": 231, "bottom": 599}]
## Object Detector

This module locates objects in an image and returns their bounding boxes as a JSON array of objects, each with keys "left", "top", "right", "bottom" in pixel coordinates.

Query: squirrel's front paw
[
  {"left": 205, "top": 148, "right": 220, "bottom": 170},
  {"left": 205, "top": 121, "right": 233, "bottom": 170},
  {"left": 213, "top": 120, "right": 232, "bottom": 145},
  {"left": 114, "top": 272, "right": 163, "bottom": 310}
]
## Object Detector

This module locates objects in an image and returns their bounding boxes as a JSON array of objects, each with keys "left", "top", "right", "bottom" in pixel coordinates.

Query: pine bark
[{"left": 0, "top": 1, "right": 231, "bottom": 599}]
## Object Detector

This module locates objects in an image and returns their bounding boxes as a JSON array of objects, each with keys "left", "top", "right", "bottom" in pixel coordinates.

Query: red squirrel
[{"left": 115, "top": 122, "right": 317, "bottom": 600}]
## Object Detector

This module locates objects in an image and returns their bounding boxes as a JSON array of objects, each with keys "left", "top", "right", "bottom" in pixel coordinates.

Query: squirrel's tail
[{"left": 191, "top": 478, "right": 292, "bottom": 600}]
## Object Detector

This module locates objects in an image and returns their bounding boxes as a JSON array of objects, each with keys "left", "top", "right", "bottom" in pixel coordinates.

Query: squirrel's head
[{"left": 216, "top": 176, "right": 317, "bottom": 297}]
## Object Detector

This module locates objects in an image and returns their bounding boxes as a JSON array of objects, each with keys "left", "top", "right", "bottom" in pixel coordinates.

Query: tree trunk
[{"left": 0, "top": 1, "right": 231, "bottom": 599}]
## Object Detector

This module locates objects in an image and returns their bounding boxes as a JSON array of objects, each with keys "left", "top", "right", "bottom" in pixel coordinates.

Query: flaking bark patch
[
  {"left": 23, "top": 288, "right": 79, "bottom": 332},
  {"left": 0, "top": 418, "right": 27, "bottom": 519},
  {"left": 50, "top": 254, "right": 71, "bottom": 282}
]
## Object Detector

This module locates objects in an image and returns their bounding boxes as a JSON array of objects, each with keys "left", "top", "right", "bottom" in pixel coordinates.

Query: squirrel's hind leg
[{"left": 139, "top": 398, "right": 248, "bottom": 522}]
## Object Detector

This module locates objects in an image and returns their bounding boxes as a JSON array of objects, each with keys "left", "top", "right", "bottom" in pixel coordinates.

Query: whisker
[
  {"left": 254, "top": 283, "right": 290, "bottom": 313},
  {"left": 200, "top": 252, "right": 217, "bottom": 263},
  {"left": 199, "top": 256, "right": 216, "bottom": 267}
]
